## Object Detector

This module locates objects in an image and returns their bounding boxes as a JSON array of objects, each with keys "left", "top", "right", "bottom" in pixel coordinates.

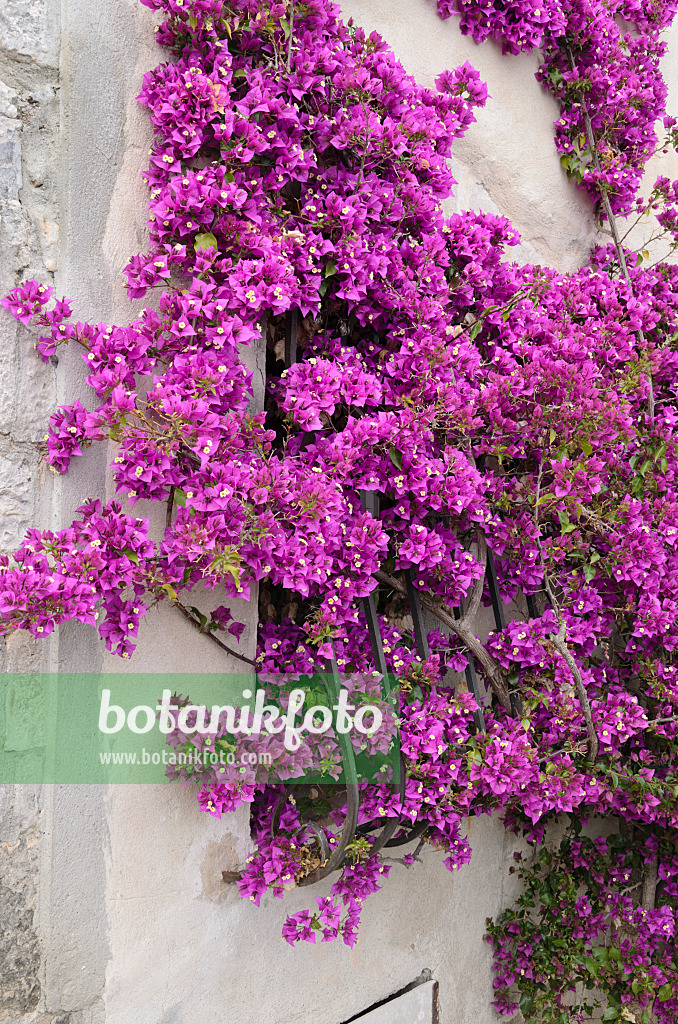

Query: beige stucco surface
[{"left": 3, "top": 0, "right": 678, "bottom": 1022}]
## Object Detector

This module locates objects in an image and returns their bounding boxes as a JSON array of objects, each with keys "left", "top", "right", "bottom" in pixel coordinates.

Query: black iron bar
[
  {"left": 368, "top": 751, "right": 406, "bottom": 857},
  {"left": 299, "top": 656, "right": 360, "bottom": 886},
  {"left": 484, "top": 548, "right": 521, "bottom": 716},
  {"left": 526, "top": 592, "right": 539, "bottom": 619},
  {"left": 362, "top": 592, "right": 389, "bottom": 683},
  {"left": 305, "top": 821, "right": 331, "bottom": 864},
  {"left": 385, "top": 820, "right": 428, "bottom": 848},
  {"left": 270, "top": 793, "right": 288, "bottom": 837},
  {"left": 359, "top": 490, "right": 390, "bottom": 687},
  {"left": 284, "top": 308, "right": 298, "bottom": 367},
  {"left": 485, "top": 547, "right": 506, "bottom": 632},
  {"left": 404, "top": 568, "right": 429, "bottom": 660},
  {"left": 360, "top": 489, "right": 379, "bottom": 517},
  {"left": 298, "top": 779, "right": 360, "bottom": 886}
]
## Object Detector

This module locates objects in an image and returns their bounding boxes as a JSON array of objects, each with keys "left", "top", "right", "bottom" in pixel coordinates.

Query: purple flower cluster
[
  {"left": 0, "top": 500, "right": 153, "bottom": 656},
  {"left": 489, "top": 835, "right": 678, "bottom": 1020},
  {"left": 436, "top": 0, "right": 678, "bottom": 215}
]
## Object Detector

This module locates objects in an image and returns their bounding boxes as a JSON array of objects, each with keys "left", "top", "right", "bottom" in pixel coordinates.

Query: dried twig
[
  {"left": 534, "top": 464, "right": 599, "bottom": 759},
  {"left": 375, "top": 566, "right": 511, "bottom": 709},
  {"left": 175, "top": 600, "right": 256, "bottom": 667},
  {"left": 642, "top": 859, "right": 659, "bottom": 911},
  {"left": 565, "top": 44, "right": 654, "bottom": 420}
]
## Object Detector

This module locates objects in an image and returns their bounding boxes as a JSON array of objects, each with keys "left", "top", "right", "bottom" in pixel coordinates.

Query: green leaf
[
  {"left": 206, "top": 547, "right": 243, "bottom": 592},
  {"left": 160, "top": 583, "right": 178, "bottom": 602},
  {"left": 658, "top": 984, "right": 674, "bottom": 1001},
  {"left": 188, "top": 605, "right": 208, "bottom": 631},
  {"left": 581, "top": 439, "right": 593, "bottom": 456},
  {"left": 549, "top": 427, "right": 557, "bottom": 444},
  {"left": 122, "top": 547, "right": 139, "bottom": 565},
  {"left": 468, "top": 321, "right": 482, "bottom": 341},
  {"left": 324, "top": 259, "right": 337, "bottom": 278},
  {"left": 557, "top": 509, "right": 575, "bottom": 533},
  {"left": 389, "top": 446, "right": 403, "bottom": 470},
  {"left": 584, "top": 957, "right": 599, "bottom": 977},
  {"left": 174, "top": 489, "right": 187, "bottom": 508},
  {"left": 602, "top": 1009, "right": 619, "bottom": 1022},
  {"left": 519, "top": 994, "right": 536, "bottom": 1016},
  {"left": 280, "top": 16, "right": 291, "bottom": 39},
  {"left": 584, "top": 563, "right": 596, "bottom": 583},
  {"left": 194, "top": 232, "right": 218, "bottom": 251}
]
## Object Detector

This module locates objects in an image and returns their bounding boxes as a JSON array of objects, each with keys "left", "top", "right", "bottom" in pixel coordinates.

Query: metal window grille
[{"left": 264, "top": 312, "right": 535, "bottom": 878}]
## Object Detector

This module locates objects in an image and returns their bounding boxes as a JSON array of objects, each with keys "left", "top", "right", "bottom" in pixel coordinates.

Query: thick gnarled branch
[
  {"left": 551, "top": 628, "right": 599, "bottom": 761},
  {"left": 375, "top": 565, "right": 511, "bottom": 710},
  {"left": 534, "top": 465, "right": 599, "bottom": 759}
]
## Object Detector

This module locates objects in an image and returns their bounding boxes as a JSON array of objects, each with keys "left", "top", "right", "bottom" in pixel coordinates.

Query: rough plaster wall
[
  {"left": 339, "top": 0, "right": 601, "bottom": 271},
  {"left": 2, "top": 1, "right": 678, "bottom": 1023}
]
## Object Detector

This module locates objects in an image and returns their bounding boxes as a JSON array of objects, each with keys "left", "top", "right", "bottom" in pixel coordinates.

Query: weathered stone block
[
  {"left": 0, "top": 136, "right": 21, "bottom": 203},
  {"left": 0, "top": 0, "right": 59, "bottom": 68},
  {"left": 0, "top": 784, "right": 39, "bottom": 845},
  {"left": 0, "top": 81, "right": 18, "bottom": 121},
  {"left": 4, "top": 672, "right": 45, "bottom": 752},
  {"left": 15, "top": 334, "right": 55, "bottom": 442},
  {"left": 0, "top": 449, "right": 37, "bottom": 552},
  {"left": 0, "top": 788, "right": 42, "bottom": 1022},
  {"left": 0, "top": 882, "right": 41, "bottom": 1014}
]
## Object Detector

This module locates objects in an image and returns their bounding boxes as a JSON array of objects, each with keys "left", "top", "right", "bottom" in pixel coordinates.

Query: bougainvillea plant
[{"left": 4, "top": 0, "right": 678, "bottom": 1018}]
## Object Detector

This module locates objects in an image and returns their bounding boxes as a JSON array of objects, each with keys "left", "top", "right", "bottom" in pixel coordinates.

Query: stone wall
[
  {"left": 2, "top": 2, "right": 678, "bottom": 1023},
  {"left": 1, "top": 2, "right": 59, "bottom": 1020}
]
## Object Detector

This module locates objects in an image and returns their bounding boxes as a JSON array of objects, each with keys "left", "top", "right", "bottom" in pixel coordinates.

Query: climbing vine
[{"left": 4, "top": 0, "right": 678, "bottom": 1018}]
